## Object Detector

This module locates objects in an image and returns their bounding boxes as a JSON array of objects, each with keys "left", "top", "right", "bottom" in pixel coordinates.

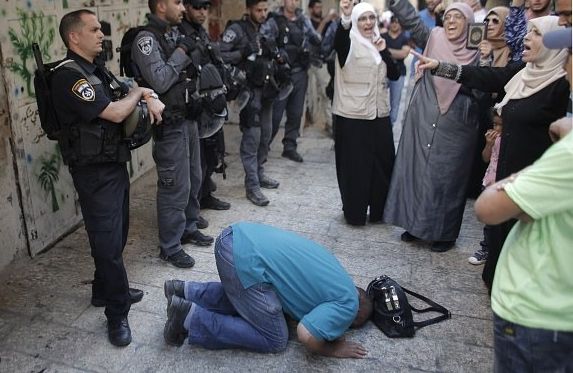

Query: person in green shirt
[{"left": 474, "top": 28, "right": 573, "bottom": 372}]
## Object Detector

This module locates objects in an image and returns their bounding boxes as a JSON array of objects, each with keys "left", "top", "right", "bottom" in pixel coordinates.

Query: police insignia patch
[
  {"left": 137, "top": 36, "right": 153, "bottom": 55},
  {"left": 222, "top": 29, "right": 236, "bottom": 43},
  {"left": 72, "top": 79, "right": 95, "bottom": 101}
]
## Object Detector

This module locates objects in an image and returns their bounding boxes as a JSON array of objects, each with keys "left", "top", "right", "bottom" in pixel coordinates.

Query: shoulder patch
[
  {"left": 137, "top": 36, "right": 153, "bottom": 55},
  {"left": 222, "top": 29, "right": 236, "bottom": 43},
  {"left": 72, "top": 79, "right": 95, "bottom": 101}
]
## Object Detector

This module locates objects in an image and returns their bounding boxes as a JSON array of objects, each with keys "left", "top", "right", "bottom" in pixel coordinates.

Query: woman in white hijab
[
  {"left": 418, "top": 15, "right": 570, "bottom": 290},
  {"left": 332, "top": 0, "right": 400, "bottom": 226}
]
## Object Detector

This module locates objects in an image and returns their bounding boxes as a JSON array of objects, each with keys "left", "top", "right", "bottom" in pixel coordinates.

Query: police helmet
[
  {"left": 277, "top": 81, "right": 294, "bottom": 101},
  {"left": 184, "top": 0, "right": 211, "bottom": 6},
  {"left": 229, "top": 89, "right": 251, "bottom": 112},
  {"left": 123, "top": 101, "right": 152, "bottom": 149},
  {"left": 197, "top": 105, "right": 227, "bottom": 139}
]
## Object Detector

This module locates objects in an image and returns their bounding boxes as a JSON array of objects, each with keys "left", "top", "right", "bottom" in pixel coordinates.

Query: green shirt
[{"left": 491, "top": 131, "right": 573, "bottom": 331}]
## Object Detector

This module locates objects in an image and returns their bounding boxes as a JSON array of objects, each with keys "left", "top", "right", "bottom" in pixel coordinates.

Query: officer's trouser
[
  {"left": 153, "top": 119, "right": 202, "bottom": 256},
  {"left": 71, "top": 162, "right": 130, "bottom": 321},
  {"left": 270, "top": 69, "right": 309, "bottom": 151},
  {"left": 199, "top": 132, "right": 220, "bottom": 200},
  {"left": 239, "top": 98, "right": 273, "bottom": 192}
]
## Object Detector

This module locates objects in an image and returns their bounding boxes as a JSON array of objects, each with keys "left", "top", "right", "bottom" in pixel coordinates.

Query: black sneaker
[
  {"left": 468, "top": 248, "right": 488, "bottom": 265},
  {"left": 197, "top": 216, "right": 209, "bottom": 230},
  {"left": 181, "top": 230, "right": 214, "bottom": 246},
  {"left": 282, "top": 149, "right": 303, "bottom": 163},
  {"left": 164, "top": 295, "right": 192, "bottom": 346},
  {"left": 259, "top": 174, "right": 280, "bottom": 189},
  {"left": 164, "top": 280, "right": 185, "bottom": 305},
  {"left": 246, "top": 189, "right": 270, "bottom": 206},
  {"left": 200, "top": 194, "right": 231, "bottom": 210},
  {"left": 160, "top": 249, "right": 195, "bottom": 268}
]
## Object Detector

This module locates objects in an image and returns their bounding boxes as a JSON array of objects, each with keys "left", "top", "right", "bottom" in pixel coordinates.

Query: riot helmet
[{"left": 123, "top": 100, "right": 152, "bottom": 149}]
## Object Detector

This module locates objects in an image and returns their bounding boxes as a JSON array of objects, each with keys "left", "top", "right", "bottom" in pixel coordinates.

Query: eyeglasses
[
  {"left": 484, "top": 17, "right": 500, "bottom": 25},
  {"left": 357, "top": 14, "right": 377, "bottom": 23},
  {"left": 192, "top": 5, "right": 209, "bottom": 10},
  {"left": 443, "top": 13, "right": 465, "bottom": 22}
]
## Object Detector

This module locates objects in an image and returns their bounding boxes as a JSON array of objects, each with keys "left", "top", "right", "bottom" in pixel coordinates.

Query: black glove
[
  {"left": 177, "top": 36, "right": 196, "bottom": 54},
  {"left": 242, "top": 40, "right": 259, "bottom": 58}
]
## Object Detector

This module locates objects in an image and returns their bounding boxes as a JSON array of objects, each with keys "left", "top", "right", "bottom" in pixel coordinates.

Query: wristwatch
[{"left": 143, "top": 91, "right": 159, "bottom": 100}]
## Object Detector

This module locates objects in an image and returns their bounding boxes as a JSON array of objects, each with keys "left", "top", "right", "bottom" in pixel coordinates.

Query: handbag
[{"left": 366, "top": 275, "right": 451, "bottom": 338}]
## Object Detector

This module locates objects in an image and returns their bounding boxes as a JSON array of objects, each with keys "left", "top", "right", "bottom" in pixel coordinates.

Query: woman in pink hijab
[{"left": 383, "top": 0, "right": 480, "bottom": 252}]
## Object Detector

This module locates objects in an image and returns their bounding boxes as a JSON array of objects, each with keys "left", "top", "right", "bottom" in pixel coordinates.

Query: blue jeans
[
  {"left": 388, "top": 75, "right": 405, "bottom": 126},
  {"left": 494, "top": 313, "right": 573, "bottom": 372},
  {"left": 185, "top": 227, "right": 288, "bottom": 352}
]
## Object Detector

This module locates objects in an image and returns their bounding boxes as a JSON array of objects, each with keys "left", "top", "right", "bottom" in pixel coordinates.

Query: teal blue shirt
[{"left": 231, "top": 222, "right": 358, "bottom": 341}]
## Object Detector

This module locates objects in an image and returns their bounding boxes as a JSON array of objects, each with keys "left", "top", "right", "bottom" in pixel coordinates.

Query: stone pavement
[{"left": 0, "top": 124, "right": 493, "bottom": 372}]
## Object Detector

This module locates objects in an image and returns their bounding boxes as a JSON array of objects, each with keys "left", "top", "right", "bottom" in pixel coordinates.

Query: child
[{"left": 469, "top": 112, "right": 502, "bottom": 265}]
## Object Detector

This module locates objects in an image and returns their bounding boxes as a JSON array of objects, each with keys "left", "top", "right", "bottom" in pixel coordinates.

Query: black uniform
[
  {"left": 220, "top": 16, "right": 280, "bottom": 205},
  {"left": 51, "top": 51, "right": 131, "bottom": 323},
  {"left": 179, "top": 18, "right": 227, "bottom": 206},
  {"left": 261, "top": 8, "right": 321, "bottom": 156}
]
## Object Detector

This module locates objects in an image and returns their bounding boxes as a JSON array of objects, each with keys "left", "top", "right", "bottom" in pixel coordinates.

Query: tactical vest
[
  {"left": 233, "top": 20, "right": 276, "bottom": 89},
  {"left": 56, "top": 61, "right": 129, "bottom": 167},
  {"left": 138, "top": 22, "right": 189, "bottom": 124},
  {"left": 270, "top": 12, "right": 306, "bottom": 68}
]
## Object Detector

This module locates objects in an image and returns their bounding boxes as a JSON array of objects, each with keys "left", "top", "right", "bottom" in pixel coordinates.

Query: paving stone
[
  {"left": 0, "top": 350, "right": 85, "bottom": 373},
  {"left": 0, "top": 125, "right": 494, "bottom": 372}
]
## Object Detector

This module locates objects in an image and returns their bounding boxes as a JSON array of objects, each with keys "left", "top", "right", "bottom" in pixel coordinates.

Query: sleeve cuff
[{"left": 341, "top": 14, "right": 352, "bottom": 29}]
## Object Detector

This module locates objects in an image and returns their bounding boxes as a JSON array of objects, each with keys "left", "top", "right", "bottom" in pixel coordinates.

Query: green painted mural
[
  {"left": 8, "top": 10, "right": 56, "bottom": 98},
  {"left": 37, "top": 145, "right": 62, "bottom": 213}
]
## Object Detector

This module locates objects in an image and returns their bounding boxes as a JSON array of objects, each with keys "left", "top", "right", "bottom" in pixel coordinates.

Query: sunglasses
[
  {"left": 192, "top": 5, "right": 209, "bottom": 10},
  {"left": 484, "top": 17, "right": 500, "bottom": 25}
]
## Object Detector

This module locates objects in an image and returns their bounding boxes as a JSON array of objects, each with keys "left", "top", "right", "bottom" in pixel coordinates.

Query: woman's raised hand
[
  {"left": 372, "top": 36, "right": 387, "bottom": 51},
  {"left": 479, "top": 40, "right": 493, "bottom": 59},
  {"left": 340, "top": 0, "right": 354, "bottom": 17}
]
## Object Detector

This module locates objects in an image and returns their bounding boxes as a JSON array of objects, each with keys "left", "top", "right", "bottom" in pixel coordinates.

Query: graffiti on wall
[
  {"left": 36, "top": 145, "right": 63, "bottom": 212},
  {"left": 8, "top": 10, "right": 56, "bottom": 98}
]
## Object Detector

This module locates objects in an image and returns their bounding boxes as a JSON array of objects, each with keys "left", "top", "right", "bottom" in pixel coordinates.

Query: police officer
[
  {"left": 262, "top": 0, "right": 322, "bottom": 163},
  {"left": 131, "top": 0, "right": 214, "bottom": 269},
  {"left": 51, "top": 9, "right": 164, "bottom": 346},
  {"left": 180, "top": 0, "right": 231, "bottom": 212},
  {"left": 220, "top": 0, "right": 282, "bottom": 206}
]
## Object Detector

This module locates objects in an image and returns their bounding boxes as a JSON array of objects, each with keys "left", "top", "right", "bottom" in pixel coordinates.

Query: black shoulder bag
[{"left": 366, "top": 275, "right": 451, "bottom": 338}]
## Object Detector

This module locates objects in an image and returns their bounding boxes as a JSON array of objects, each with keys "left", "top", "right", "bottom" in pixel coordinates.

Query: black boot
[
  {"left": 164, "top": 279, "right": 185, "bottom": 305},
  {"left": 107, "top": 317, "right": 132, "bottom": 347},
  {"left": 164, "top": 295, "right": 193, "bottom": 346}
]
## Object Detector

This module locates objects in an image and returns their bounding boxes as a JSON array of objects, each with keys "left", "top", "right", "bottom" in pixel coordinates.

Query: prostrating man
[
  {"left": 131, "top": 0, "right": 214, "bottom": 269},
  {"left": 163, "top": 222, "right": 373, "bottom": 358},
  {"left": 262, "top": 0, "right": 322, "bottom": 163},
  {"left": 180, "top": 0, "right": 231, "bottom": 212},
  {"left": 220, "top": 0, "right": 282, "bottom": 206},
  {"left": 50, "top": 9, "right": 164, "bottom": 345},
  {"left": 474, "top": 28, "right": 572, "bottom": 372}
]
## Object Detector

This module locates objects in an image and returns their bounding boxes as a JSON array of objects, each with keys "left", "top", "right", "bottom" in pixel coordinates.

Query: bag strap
[{"left": 401, "top": 286, "right": 451, "bottom": 329}]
